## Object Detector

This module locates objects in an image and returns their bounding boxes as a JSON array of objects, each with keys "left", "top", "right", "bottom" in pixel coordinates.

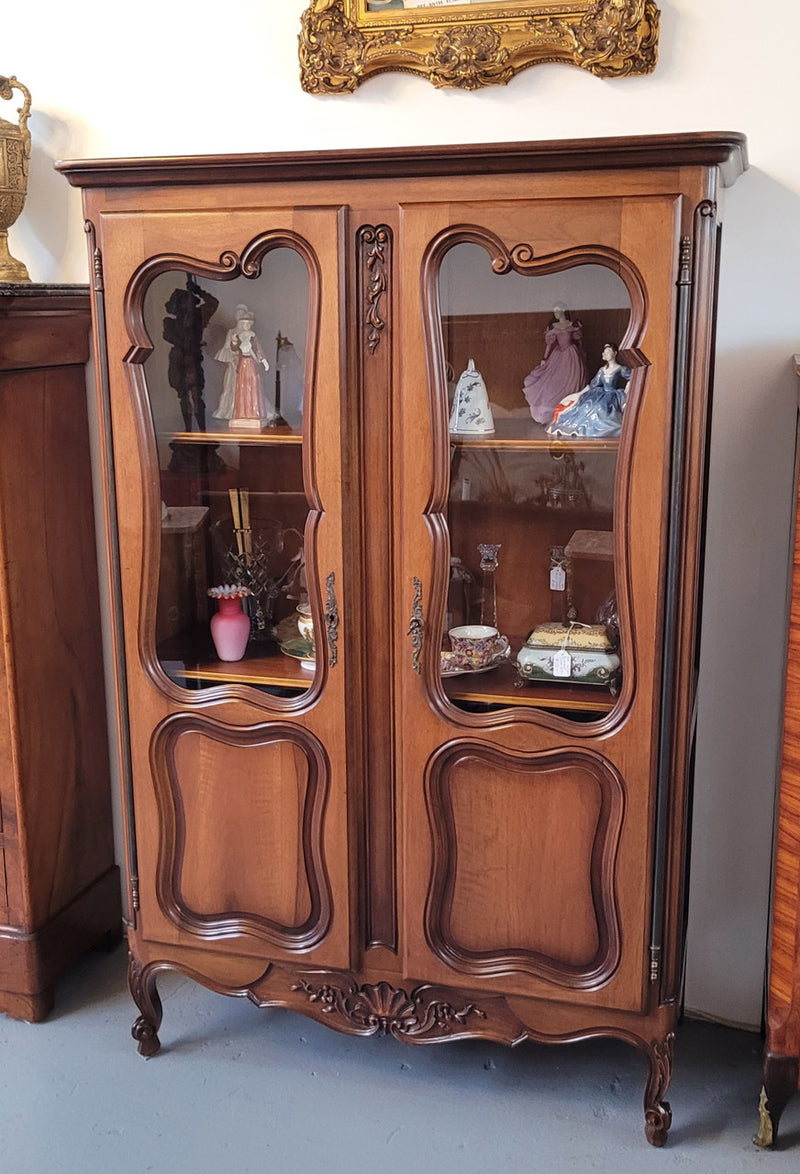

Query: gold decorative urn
[{"left": 0, "top": 75, "right": 31, "bottom": 283}]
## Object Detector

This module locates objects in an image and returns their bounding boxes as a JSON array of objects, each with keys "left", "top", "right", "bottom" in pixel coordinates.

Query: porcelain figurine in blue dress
[{"left": 546, "top": 344, "right": 631, "bottom": 438}]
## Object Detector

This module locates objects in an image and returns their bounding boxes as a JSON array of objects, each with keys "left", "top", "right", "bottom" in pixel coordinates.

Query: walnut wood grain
[
  {"left": 152, "top": 714, "right": 333, "bottom": 951},
  {"left": 56, "top": 132, "right": 748, "bottom": 190},
  {"left": 425, "top": 743, "right": 624, "bottom": 988},
  {"left": 125, "top": 943, "right": 676, "bottom": 1142},
  {"left": 0, "top": 287, "right": 120, "bottom": 1019},
  {"left": 355, "top": 222, "right": 398, "bottom": 951},
  {"left": 67, "top": 135, "right": 745, "bottom": 1143}
]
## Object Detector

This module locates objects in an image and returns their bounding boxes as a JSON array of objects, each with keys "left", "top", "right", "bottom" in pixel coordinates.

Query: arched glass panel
[
  {"left": 437, "top": 243, "right": 631, "bottom": 722},
  {"left": 141, "top": 248, "right": 314, "bottom": 698}
]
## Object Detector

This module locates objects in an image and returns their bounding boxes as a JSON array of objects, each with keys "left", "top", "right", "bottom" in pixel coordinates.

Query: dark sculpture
[{"left": 162, "top": 275, "right": 219, "bottom": 431}]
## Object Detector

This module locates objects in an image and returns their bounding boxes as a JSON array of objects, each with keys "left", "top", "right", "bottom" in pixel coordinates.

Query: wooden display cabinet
[
  {"left": 0, "top": 285, "right": 121, "bottom": 1021},
  {"left": 59, "top": 134, "right": 746, "bottom": 1143},
  {"left": 756, "top": 353, "right": 800, "bottom": 1148}
]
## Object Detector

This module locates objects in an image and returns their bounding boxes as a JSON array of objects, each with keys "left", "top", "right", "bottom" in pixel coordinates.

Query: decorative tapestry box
[{"left": 516, "top": 622, "right": 620, "bottom": 687}]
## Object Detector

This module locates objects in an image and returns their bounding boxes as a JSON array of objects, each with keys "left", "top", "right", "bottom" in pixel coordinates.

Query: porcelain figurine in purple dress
[
  {"left": 546, "top": 344, "right": 631, "bottom": 438},
  {"left": 522, "top": 305, "right": 587, "bottom": 425}
]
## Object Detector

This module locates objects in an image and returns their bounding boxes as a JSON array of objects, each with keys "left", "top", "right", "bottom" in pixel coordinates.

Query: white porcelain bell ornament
[{"left": 449, "top": 359, "right": 495, "bottom": 435}]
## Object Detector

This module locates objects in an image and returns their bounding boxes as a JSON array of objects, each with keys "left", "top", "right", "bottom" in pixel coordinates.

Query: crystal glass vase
[{"left": 477, "top": 542, "right": 501, "bottom": 630}]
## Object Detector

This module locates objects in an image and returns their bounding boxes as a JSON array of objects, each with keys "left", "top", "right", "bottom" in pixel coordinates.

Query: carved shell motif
[{"left": 292, "top": 977, "right": 486, "bottom": 1039}]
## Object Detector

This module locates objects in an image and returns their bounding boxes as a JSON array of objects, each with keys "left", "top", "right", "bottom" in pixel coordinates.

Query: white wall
[{"left": 5, "top": 1, "right": 799, "bottom": 1027}]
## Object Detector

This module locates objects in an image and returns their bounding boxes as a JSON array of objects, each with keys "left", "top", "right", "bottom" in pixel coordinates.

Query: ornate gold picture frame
[{"left": 299, "top": 1, "right": 660, "bottom": 93}]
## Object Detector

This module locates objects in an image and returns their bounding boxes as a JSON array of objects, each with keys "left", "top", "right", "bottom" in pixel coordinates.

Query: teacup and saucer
[{"left": 441, "top": 624, "right": 510, "bottom": 676}]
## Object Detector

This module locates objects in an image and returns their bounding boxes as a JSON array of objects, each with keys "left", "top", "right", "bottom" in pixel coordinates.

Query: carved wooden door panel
[
  {"left": 396, "top": 193, "right": 683, "bottom": 1012},
  {"left": 96, "top": 204, "right": 352, "bottom": 970}
]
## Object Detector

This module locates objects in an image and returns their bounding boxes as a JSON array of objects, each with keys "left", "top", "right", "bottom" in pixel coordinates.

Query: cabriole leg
[
  {"left": 127, "top": 952, "right": 163, "bottom": 1058},
  {"left": 755, "top": 1053, "right": 799, "bottom": 1148},
  {"left": 643, "top": 1032, "right": 675, "bottom": 1147}
]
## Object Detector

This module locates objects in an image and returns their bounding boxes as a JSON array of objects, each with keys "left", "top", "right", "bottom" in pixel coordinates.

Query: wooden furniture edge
[
  {"left": 55, "top": 132, "right": 748, "bottom": 190},
  {"left": 0, "top": 866, "right": 122, "bottom": 1022}
]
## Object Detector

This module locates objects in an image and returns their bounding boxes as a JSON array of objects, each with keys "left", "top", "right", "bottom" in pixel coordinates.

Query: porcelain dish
[{"left": 441, "top": 645, "right": 511, "bottom": 678}]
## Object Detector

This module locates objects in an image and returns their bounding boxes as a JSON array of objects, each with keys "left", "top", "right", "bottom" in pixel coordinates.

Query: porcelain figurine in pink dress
[
  {"left": 522, "top": 305, "right": 587, "bottom": 425},
  {"left": 214, "top": 304, "right": 277, "bottom": 429}
]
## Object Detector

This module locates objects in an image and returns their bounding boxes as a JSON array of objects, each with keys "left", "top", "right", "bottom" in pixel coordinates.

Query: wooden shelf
[
  {"left": 166, "top": 425, "right": 302, "bottom": 446},
  {"left": 159, "top": 628, "right": 314, "bottom": 690},
  {"left": 450, "top": 418, "right": 620, "bottom": 452},
  {"left": 442, "top": 658, "right": 616, "bottom": 714}
]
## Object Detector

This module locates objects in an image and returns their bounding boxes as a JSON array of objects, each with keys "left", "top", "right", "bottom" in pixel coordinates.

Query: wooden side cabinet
[
  {"left": 60, "top": 134, "right": 745, "bottom": 1144},
  {"left": 0, "top": 284, "right": 121, "bottom": 1022},
  {"left": 756, "top": 354, "right": 800, "bottom": 1147}
]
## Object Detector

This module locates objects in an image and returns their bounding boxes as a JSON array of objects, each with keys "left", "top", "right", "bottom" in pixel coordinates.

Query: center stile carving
[{"left": 358, "top": 224, "right": 391, "bottom": 354}]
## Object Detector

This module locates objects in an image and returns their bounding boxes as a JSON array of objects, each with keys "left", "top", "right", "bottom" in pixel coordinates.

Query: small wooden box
[{"left": 157, "top": 505, "right": 210, "bottom": 642}]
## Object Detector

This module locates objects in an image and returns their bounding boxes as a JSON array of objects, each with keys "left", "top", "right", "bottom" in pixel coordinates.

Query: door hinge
[
  {"left": 650, "top": 945, "right": 661, "bottom": 983},
  {"left": 85, "top": 219, "right": 104, "bottom": 292},
  {"left": 130, "top": 874, "right": 140, "bottom": 913},
  {"left": 678, "top": 234, "right": 692, "bottom": 286}
]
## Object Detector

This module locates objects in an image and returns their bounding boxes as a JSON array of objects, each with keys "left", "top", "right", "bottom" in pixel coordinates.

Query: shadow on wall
[
  {"left": 13, "top": 109, "right": 91, "bottom": 281},
  {"left": 684, "top": 164, "right": 800, "bottom": 1026}
]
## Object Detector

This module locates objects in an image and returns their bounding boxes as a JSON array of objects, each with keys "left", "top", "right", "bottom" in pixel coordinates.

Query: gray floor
[{"left": 1, "top": 944, "right": 799, "bottom": 1173}]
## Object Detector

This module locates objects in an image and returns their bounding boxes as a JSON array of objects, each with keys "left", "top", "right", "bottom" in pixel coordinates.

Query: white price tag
[
  {"left": 550, "top": 566, "right": 566, "bottom": 592},
  {"left": 553, "top": 649, "right": 572, "bottom": 678}
]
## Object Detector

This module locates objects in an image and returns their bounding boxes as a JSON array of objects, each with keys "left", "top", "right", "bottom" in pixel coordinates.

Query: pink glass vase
[{"left": 209, "top": 595, "right": 251, "bottom": 661}]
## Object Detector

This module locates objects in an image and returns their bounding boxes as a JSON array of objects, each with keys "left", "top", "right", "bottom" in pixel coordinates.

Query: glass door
[
  {"left": 104, "top": 207, "right": 351, "bottom": 972},
  {"left": 437, "top": 242, "right": 633, "bottom": 722},
  {"left": 398, "top": 196, "right": 680, "bottom": 1010},
  {"left": 140, "top": 248, "right": 318, "bottom": 699}
]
